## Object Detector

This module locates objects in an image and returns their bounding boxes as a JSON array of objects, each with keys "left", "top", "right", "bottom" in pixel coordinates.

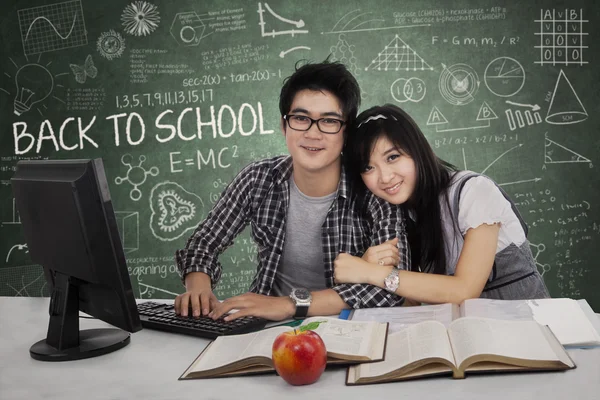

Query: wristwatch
[
  {"left": 289, "top": 288, "right": 312, "bottom": 319},
  {"left": 384, "top": 267, "right": 400, "bottom": 293}
]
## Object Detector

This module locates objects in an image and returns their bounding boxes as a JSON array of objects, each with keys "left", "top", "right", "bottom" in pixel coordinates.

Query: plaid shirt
[{"left": 175, "top": 155, "right": 410, "bottom": 308}]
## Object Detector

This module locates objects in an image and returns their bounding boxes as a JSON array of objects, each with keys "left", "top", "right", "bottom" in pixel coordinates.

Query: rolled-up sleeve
[
  {"left": 174, "top": 164, "right": 256, "bottom": 288},
  {"left": 332, "top": 194, "right": 410, "bottom": 308},
  {"left": 332, "top": 283, "right": 405, "bottom": 308}
]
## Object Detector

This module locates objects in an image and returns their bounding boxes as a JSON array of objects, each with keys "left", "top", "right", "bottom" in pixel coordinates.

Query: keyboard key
[{"left": 137, "top": 302, "right": 268, "bottom": 340}]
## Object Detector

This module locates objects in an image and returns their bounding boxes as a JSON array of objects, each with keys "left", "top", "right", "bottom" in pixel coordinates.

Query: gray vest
[{"left": 451, "top": 173, "right": 550, "bottom": 300}]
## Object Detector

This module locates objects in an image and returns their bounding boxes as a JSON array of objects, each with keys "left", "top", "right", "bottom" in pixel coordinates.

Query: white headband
[{"left": 357, "top": 114, "right": 397, "bottom": 128}]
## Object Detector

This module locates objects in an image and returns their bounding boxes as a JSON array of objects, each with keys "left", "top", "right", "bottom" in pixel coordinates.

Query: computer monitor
[{"left": 11, "top": 158, "right": 142, "bottom": 361}]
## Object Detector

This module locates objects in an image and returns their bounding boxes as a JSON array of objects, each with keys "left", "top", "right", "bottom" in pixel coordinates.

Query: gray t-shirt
[{"left": 271, "top": 177, "right": 336, "bottom": 297}]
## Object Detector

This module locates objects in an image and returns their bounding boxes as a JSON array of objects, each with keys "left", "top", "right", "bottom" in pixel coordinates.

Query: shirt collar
[
  {"left": 273, "top": 155, "right": 294, "bottom": 184},
  {"left": 272, "top": 155, "right": 349, "bottom": 200},
  {"left": 337, "top": 166, "right": 350, "bottom": 200}
]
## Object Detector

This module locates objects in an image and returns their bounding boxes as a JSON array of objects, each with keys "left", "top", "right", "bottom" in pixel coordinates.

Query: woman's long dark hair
[{"left": 344, "top": 104, "right": 457, "bottom": 275}]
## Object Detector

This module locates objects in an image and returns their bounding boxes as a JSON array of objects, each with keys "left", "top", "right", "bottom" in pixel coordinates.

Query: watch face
[
  {"left": 385, "top": 270, "right": 400, "bottom": 292},
  {"left": 293, "top": 288, "right": 310, "bottom": 300},
  {"left": 385, "top": 275, "right": 399, "bottom": 291}
]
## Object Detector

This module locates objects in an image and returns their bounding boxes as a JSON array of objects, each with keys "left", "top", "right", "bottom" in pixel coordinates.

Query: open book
[
  {"left": 347, "top": 298, "right": 600, "bottom": 348},
  {"left": 346, "top": 317, "right": 575, "bottom": 385},
  {"left": 180, "top": 316, "right": 388, "bottom": 380}
]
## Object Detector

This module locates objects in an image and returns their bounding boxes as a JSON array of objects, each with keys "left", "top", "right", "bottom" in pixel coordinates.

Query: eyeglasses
[{"left": 283, "top": 114, "right": 345, "bottom": 134}]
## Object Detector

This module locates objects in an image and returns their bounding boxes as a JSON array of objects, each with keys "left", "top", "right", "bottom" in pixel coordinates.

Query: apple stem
[{"left": 294, "top": 328, "right": 297, "bottom": 335}]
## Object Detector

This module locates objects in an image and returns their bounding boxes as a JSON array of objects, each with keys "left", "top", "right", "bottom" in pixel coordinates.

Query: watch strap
[
  {"left": 290, "top": 288, "right": 311, "bottom": 319},
  {"left": 293, "top": 304, "right": 309, "bottom": 319}
]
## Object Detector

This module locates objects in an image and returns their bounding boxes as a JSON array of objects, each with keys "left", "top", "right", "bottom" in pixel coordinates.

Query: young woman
[{"left": 334, "top": 104, "right": 549, "bottom": 303}]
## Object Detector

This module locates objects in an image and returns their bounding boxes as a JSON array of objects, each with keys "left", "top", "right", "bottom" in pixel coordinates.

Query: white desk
[{"left": 1, "top": 297, "right": 599, "bottom": 400}]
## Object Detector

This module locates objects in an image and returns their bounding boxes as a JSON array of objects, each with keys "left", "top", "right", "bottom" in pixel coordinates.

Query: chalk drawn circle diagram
[
  {"left": 484, "top": 57, "right": 525, "bottom": 98},
  {"left": 180, "top": 26, "right": 196, "bottom": 43},
  {"left": 391, "top": 77, "right": 426, "bottom": 103},
  {"left": 97, "top": 30, "right": 125, "bottom": 60},
  {"left": 439, "top": 63, "right": 479, "bottom": 106},
  {"left": 115, "top": 154, "right": 159, "bottom": 201},
  {"left": 121, "top": 1, "right": 160, "bottom": 37}
]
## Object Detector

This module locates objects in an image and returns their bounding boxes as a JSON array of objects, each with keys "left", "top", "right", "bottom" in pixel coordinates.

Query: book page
[
  {"left": 577, "top": 299, "right": 600, "bottom": 341},
  {"left": 460, "top": 298, "right": 533, "bottom": 320},
  {"left": 462, "top": 298, "right": 600, "bottom": 346},
  {"left": 357, "top": 320, "right": 455, "bottom": 378},
  {"left": 190, "top": 327, "right": 286, "bottom": 373},
  {"left": 447, "top": 317, "right": 563, "bottom": 368},
  {"left": 350, "top": 303, "right": 457, "bottom": 333},
  {"left": 529, "top": 299, "right": 600, "bottom": 346},
  {"left": 303, "top": 317, "right": 377, "bottom": 357}
]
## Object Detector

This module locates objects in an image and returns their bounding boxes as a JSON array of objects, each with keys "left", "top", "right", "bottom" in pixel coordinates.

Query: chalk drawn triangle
[
  {"left": 546, "top": 70, "right": 588, "bottom": 125},
  {"left": 427, "top": 106, "right": 448, "bottom": 125},
  {"left": 366, "top": 35, "right": 433, "bottom": 71},
  {"left": 476, "top": 101, "right": 499, "bottom": 121},
  {"left": 544, "top": 134, "right": 591, "bottom": 164}
]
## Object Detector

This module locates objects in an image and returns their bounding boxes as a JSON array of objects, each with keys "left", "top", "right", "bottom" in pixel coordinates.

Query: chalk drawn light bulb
[{"left": 13, "top": 64, "right": 54, "bottom": 116}]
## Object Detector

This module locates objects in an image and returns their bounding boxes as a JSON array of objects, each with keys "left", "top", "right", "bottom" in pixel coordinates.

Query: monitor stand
[{"left": 30, "top": 273, "right": 131, "bottom": 362}]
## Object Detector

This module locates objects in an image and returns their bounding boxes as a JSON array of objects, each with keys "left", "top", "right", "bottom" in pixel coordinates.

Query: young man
[{"left": 174, "top": 60, "right": 410, "bottom": 321}]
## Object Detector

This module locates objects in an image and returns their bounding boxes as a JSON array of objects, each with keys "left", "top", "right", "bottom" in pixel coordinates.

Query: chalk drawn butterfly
[{"left": 70, "top": 54, "right": 98, "bottom": 84}]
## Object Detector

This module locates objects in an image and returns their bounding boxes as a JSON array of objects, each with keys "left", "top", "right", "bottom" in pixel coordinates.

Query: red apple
[{"left": 272, "top": 329, "right": 327, "bottom": 386}]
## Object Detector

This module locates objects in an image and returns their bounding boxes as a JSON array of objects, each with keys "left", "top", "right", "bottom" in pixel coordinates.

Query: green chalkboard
[{"left": 1, "top": 0, "right": 599, "bottom": 309}]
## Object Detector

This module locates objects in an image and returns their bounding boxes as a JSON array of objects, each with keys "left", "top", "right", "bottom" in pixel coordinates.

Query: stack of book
[{"left": 179, "top": 298, "right": 598, "bottom": 384}]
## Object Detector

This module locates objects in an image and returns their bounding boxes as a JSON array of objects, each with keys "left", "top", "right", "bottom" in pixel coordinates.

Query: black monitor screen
[{"left": 11, "top": 158, "right": 141, "bottom": 361}]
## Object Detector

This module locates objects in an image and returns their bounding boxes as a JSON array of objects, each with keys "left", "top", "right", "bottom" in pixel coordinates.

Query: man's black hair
[{"left": 279, "top": 58, "right": 360, "bottom": 127}]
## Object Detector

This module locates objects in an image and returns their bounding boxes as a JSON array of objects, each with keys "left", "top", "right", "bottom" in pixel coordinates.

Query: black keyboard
[{"left": 136, "top": 301, "right": 268, "bottom": 340}]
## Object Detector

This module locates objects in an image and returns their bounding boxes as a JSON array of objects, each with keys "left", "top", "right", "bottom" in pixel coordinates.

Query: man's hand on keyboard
[
  {"left": 209, "top": 293, "right": 295, "bottom": 322},
  {"left": 174, "top": 272, "right": 218, "bottom": 317}
]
